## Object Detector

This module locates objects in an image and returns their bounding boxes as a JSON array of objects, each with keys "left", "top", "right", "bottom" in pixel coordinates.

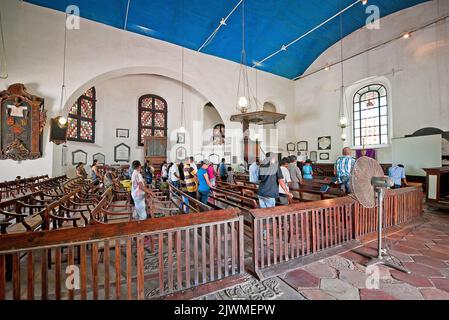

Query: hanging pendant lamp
[{"left": 56, "top": 13, "right": 69, "bottom": 128}]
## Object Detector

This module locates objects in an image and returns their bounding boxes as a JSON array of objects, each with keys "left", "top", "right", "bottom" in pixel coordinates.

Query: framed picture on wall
[
  {"left": 116, "top": 128, "right": 129, "bottom": 138},
  {"left": 72, "top": 149, "right": 87, "bottom": 165},
  {"left": 61, "top": 145, "right": 68, "bottom": 167},
  {"left": 318, "top": 136, "right": 331, "bottom": 150},
  {"left": 93, "top": 153, "right": 106, "bottom": 165},
  {"left": 287, "top": 142, "right": 296, "bottom": 152},
  {"left": 309, "top": 151, "right": 318, "bottom": 163},
  {"left": 297, "top": 141, "right": 308, "bottom": 151},
  {"left": 177, "top": 132, "right": 185, "bottom": 144},
  {"left": 114, "top": 143, "right": 130, "bottom": 162},
  {"left": 319, "top": 152, "right": 330, "bottom": 161},
  {"left": 176, "top": 147, "right": 187, "bottom": 160}
]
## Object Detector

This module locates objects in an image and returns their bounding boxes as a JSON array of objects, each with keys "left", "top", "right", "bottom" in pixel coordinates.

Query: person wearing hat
[{"left": 197, "top": 160, "right": 214, "bottom": 204}]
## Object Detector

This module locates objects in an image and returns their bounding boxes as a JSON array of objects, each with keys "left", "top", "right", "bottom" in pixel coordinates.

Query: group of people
[
  {"left": 75, "top": 159, "right": 121, "bottom": 190},
  {"left": 75, "top": 147, "right": 409, "bottom": 222}
]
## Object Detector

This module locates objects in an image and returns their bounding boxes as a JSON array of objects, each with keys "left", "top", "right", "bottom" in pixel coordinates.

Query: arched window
[
  {"left": 353, "top": 84, "right": 389, "bottom": 147},
  {"left": 213, "top": 123, "right": 225, "bottom": 145},
  {"left": 138, "top": 94, "right": 167, "bottom": 146},
  {"left": 67, "top": 87, "right": 96, "bottom": 143}
]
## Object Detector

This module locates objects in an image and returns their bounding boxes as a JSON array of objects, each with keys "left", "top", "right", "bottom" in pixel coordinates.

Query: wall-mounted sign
[{"left": 114, "top": 143, "right": 130, "bottom": 162}]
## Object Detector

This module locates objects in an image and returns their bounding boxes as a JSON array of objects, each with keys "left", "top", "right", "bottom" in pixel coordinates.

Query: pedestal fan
[{"left": 350, "top": 156, "right": 410, "bottom": 273}]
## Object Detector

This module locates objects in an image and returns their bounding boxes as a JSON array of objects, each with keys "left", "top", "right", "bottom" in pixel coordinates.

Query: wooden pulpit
[{"left": 143, "top": 136, "right": 167, "bottom": 169}]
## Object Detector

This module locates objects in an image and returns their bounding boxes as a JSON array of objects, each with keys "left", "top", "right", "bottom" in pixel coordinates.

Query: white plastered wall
[
  {"left": 0, "top": 0, "right": 293, "bottom": 180},
  {"left": 290, "top": 0, "right": 449, "bottom": 164}
]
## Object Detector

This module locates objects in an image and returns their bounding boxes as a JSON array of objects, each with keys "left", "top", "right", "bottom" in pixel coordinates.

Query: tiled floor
[{"left": 205, "top": 209, "right": 449, "bottom": 300}]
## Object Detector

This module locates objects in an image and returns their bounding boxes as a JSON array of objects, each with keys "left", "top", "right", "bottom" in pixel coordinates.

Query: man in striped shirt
[
  {"left": 334, "top": 147, "right": 355, "bottom": 195},
  {"left": 183, "top": 158, "right": 198, "bottom": 199}
]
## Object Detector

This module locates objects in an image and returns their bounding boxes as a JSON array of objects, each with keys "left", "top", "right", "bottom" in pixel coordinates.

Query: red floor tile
[
  {"left": 402, "top": 262, "right": 442, "bottom": 277},
  {"left": 431, "top": 278, "right": 449, "bottom": 293},
  {"left": 412, "top": 255, "right": 449, "bottom": 269},
  {"left": 359, "top": 288, "right": 398, "bottom": 300},
  {"left": 420, "top": 288, "right": 449, "bottom": 300},
  {"left": 283, "top": 269, "right": 320, "bottom": 289},
  {"left": 390, "top": 270, "right": 434, "bottom": 288}
]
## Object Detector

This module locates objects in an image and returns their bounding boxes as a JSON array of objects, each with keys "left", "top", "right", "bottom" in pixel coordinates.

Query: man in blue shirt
[
  {"left": 334, "top": 147, "right": 356, "bottom": 195},
  {"left": 218, "top": 158, "right": 227, "bottom": 181},
  {"left": 249, "top": 159, "right": 260, "bottom": 184},
  {"left": 257, "top": 153, "right": 292, "bottom": 208},
  {"left": 388, "top": 164, "right": 408, "bottom": 188}
]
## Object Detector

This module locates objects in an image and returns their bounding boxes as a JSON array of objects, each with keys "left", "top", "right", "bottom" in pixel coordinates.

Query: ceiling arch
[{"left": 25, "top": 0, "right": 430, "bottom": 79}]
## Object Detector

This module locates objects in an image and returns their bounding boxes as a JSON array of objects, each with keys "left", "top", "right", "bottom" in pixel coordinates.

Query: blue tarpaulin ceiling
[{"left": 25, "top": 0, "right": 429, "bottom": 79}]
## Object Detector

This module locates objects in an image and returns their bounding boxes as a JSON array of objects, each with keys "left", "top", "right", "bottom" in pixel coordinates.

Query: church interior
[{"left": 0, "top": 0, "right": 449, "bottom": 301}]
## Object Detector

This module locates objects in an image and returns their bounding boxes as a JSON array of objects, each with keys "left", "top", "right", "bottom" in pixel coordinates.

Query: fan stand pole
[{"left": 363, "top": 188, "right": 410, "bottom": 274}]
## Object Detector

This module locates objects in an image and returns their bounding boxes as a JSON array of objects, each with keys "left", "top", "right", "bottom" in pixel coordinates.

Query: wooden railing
[
  {"left": 354, "top": 186, "right": 423, "bottom": 237},
  {"left": 0, "top": 208, "right": 244, "bottom": 300},
  {"left": 250, "top": 186, "right": 423, "bottom": 279}
]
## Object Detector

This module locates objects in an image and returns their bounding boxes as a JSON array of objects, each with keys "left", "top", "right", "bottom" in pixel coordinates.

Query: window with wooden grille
[
  {"left": 138, "top": 95, "right": 168, "bottom": 146},
  {"left": 67, "top": 87, "right": 96, "bottom": 143}
]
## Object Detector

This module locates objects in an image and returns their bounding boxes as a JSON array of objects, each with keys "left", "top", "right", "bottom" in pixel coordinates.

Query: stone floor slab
[
  {"left": 412, "top": 255, "right": 449, "bottom": 269},
  {"left": 402, "top": 262, "right": 442, "bottom": 277},
  {"left": 299, "top": 289, "right": 336, "bottom": 300},
  {"left": 420, "top": 288, "right": 449, "bottom": 300},
  {"left": 338, "top": 269, "right": 369, "bottom": 289},
  {"left": 380, "top": 283, "right": 424, "bottom": 300},
  {"left": 390, "top": 270, "right": 434, "bottom": 288},
  {"left": 430, "top": 278, "right": 449, "bottom": 293},
  {"left": 359, "top": 288, "right": 398, "bottom": 300},
  {"left": 320, "top": 278, "right": 360, "bottom": 300},
  {"left": 282, "top": 269, "right": 320, "bottom": 289},
  {"left": 303, "top": 262, "right": 337, "bottom": 279},
  {"left": 420, "top": 249, "right": 449, "bottom": 261}
]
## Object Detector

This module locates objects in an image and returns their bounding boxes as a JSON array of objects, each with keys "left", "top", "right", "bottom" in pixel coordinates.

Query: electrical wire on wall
[{"left": 0, "top": 9, "right": 8, "bottom": 79}]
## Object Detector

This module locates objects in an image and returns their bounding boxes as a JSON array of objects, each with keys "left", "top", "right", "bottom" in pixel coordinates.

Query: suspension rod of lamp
[
  {"left": 252, "top": 0, "right": 364, "bottom": 68},
  {"left": 197, "top": 0, "right": 243, "bottom": 52},
  {"left": 293, "top": 11, "right": 449, "bottom": 81},
  {"left": 56, "top": 13, "right": 68, "bottom": 127},
  {"left": 0, "top": 10, "right": 8, "bottom": 79},
  {"left": 124, "top": 0, "right": 131, "bottom": 30}
]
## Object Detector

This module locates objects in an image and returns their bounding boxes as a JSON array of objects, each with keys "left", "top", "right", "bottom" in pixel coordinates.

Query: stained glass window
[
  {"left": 213, "top": 124, "right": 225, "bottom": 145},
  {"left": 353, "top": 84, "right": 388, "bottom": 147},
  {"left": 138, "top": 95, "right": 167, "bottom": 146},
  {"left": 67, "top": 87, "right": 96, "bottom": 143}
]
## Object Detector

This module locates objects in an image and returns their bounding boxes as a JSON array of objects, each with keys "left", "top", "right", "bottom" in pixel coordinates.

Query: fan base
[{"left": 354, "top": 249, "right": 411, "bottom": 274}]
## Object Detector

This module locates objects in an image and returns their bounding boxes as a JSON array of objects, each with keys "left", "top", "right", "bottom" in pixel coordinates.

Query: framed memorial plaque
[
  {"left": 297, "top": 141, "right": 308, "bottom": 151},
  {"left": 309, "top": 151, "right": 318, "bottom": 163},
  {"left": 287, "top": 142, "right": 295, "bottom": 152},
  {"left": 116, "top": 128, "right": 129, "bottom": 138},
  {"left": 93, "top": 152, "right": 106, "bottom": 165},
  {"left": 176, "top": 147, "right": 187, "bottom": 161},
  {"left": 177, "top": 132, "right": 185, "bottom": 144},
  {"left": 114, "top": 143, "right": 130, "bottom": 162},
  {"left": 318, "top": 136, "right": 331, "bottom": 150},
  {"left": 72, "top": 149, "right": 87, "bottom": 165},
  {"left": 319, "top": 152, "right": 330, "bottom": 161}
]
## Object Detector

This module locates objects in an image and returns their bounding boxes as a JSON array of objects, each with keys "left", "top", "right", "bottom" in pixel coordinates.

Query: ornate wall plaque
[
  {"left": 93, "top": 152, "right": 106, "bottom": 165},
  {"left": 297, "top": 141, "right": 308, "bottom": 151},
  {"left": 176, "top": 147, "right": 187, "bottom": 161},
  {"left": 286, "top": 142, "right": 295, "bottom": 152},
  {"left": 72, "top": 149, "right": 87, "bottom": 165},
  {"left": 0, "top": 84, "right": 46, "bottom": 161},
  {"left": 114, "top": 143, "right": 130, "bottom": 162},
  {"left": 318, "top": 136, "right": 331, "bottom": 150}
]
